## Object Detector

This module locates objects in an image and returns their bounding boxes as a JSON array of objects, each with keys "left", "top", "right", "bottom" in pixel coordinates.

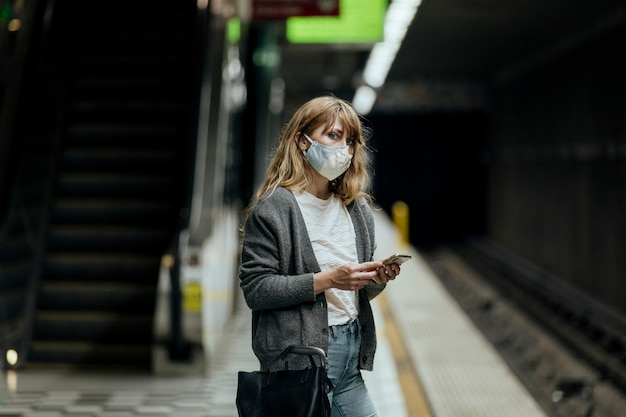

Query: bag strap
[
  {"left": 264, "top": 345, "right": 334, "bottom": 392},
  {"left": 275, "top": 345, "right": 329, "bottom": 370}
]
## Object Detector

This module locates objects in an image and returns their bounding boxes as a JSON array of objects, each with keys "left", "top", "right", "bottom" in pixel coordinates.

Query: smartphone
[{"left": 381, "top": 253, "right": 412, "bottom": 266}]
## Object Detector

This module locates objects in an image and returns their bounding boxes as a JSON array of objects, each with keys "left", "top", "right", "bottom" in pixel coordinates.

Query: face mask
[{"left": 302, "top": 134, "right": 353, "bottom": 181}]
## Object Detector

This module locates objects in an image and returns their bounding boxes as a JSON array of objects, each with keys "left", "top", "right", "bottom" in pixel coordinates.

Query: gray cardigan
[{"left": 239, "top": 187, "right": 386, "bottom": 372}]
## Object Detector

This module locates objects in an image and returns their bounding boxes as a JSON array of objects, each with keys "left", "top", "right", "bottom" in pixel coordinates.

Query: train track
[{"left": 422, "top": 241, "right": 626, "bottom": 417}]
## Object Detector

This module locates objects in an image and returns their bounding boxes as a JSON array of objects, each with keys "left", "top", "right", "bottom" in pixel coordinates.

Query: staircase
[{"left": 26, "top": 0, "right": 199, "bottom": 370}]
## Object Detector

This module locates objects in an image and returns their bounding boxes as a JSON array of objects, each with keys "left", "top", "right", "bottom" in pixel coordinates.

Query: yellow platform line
[{"left": 379, "top": 292, "right": 433, "bottom": 417}]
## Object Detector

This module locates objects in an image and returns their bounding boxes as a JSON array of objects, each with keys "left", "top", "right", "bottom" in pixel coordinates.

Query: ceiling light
[
  {"left": 353, "top": 0, "right": 422, "bottom": 114},
  {"left": 352, "top": 85, "right": 378, "bottom": 115},
  {"left": 6, "top": 349, "right": 18, "bottom": 366}
]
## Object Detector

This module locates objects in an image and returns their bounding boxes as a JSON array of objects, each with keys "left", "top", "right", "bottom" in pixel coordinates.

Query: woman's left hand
[{"left": 372, "top": 263, "right": 401, "bottom": 284}]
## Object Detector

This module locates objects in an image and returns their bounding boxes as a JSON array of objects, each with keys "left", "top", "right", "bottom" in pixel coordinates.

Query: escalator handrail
[
  {"left": 0, "top": 0, "right": 73, "bottom": 363},
  {"left": 161, "top": 3, "right": 212, "bottom": 361}
]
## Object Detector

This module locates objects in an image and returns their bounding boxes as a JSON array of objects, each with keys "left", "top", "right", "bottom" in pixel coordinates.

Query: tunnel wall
[
  {"left": 368, "top": 112, "right": 488, "bottom": 247},
  {"left": 488, "top": 23, "right": 626, "bottom": 316}
]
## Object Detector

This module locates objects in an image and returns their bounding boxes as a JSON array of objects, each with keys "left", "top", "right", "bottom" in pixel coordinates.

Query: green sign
[
  {"left": 286, "top": 0, "right": 386, "bottom": 44},
  {"left": 227, "top": 18, "right": 241, "bottom": 43}
]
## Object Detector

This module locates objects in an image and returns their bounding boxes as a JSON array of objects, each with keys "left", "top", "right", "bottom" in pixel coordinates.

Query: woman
[{"left": 239, "top": 95, "right": 401, "bottom": 417}]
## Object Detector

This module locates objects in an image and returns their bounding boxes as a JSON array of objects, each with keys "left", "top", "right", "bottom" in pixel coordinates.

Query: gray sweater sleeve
[{"left": 239, "top": 188, "right": 318, "bottom": 311}]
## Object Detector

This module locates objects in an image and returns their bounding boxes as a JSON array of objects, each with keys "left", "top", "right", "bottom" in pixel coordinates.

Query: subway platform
[{"left": 0, "top": 210, "right": 547, "bottom": 417}]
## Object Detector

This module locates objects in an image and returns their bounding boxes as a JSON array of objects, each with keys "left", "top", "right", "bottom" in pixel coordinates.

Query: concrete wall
[{"left": 488, "top": 22, "right": 626, "bottom": 315}]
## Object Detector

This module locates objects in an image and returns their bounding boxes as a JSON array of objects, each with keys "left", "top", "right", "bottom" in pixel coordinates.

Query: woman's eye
[
  {"left": 347, "top": 138, "right": 355, "bottom": 146},
  {"left": 327, "top": 132, "right": 338, "bottom": 140}
]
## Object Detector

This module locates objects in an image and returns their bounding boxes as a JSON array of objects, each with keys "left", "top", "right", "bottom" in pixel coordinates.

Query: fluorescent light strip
[
  {"left": 353, "top": 0, "right": 422, "bottom": 114},
  {"left": 353, "top": 85, "right": 378, "bottom": 115}
]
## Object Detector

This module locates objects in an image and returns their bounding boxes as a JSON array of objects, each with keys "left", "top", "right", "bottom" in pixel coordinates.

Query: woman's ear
[{"left": 295, "top": 132, "right": 308, "bottom": 151}]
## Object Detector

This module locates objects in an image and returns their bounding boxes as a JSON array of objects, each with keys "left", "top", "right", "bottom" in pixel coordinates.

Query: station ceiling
[{"left": 276, "top": 0, "right": 626, "bottom": 113}]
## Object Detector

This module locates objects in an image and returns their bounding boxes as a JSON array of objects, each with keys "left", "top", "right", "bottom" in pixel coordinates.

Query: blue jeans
[{"left": 327, "top": 318, "right": 378, "bottom": 417}]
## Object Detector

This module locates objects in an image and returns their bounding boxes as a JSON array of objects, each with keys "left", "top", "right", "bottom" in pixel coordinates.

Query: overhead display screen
[{"left": 286, "top": 0, "right": 386, "bottom": 44}]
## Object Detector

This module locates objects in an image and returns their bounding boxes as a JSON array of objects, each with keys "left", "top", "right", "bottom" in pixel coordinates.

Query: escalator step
[
  {"left": 73, "top": 76, "right": 183, "bottom": 98},
  {"left": 67, "top": 123, "right": 179, "bottom": 142},
  {"left": 33, "top": 310, "right": 153, "bottom": 342},
  {"left": 55, "top": 172, "right": 176, "bottom": 198},
  {"left": 69, "top": 101, "right": 184, "bottom": 123},
  {"left": 38, "top": 281, "right": 156, "bottom": 312},
  {"left": 61, "top": 148, "right": 178, "bottom": 173},
  {"left": 47, "top": 225, "right": 168, "bottom": 252},
  {"left": 51, "top": 198, "right": 173, "bottom": 225},
  {"left": 44, "top": 253, "right": 161, "bottom": 282},
  {"left": 27, "top": 340, "right": 152, "bottom": 370}
]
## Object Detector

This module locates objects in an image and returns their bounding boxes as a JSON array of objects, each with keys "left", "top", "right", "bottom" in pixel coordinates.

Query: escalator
[{"left": 25, "top": 0, "right": 200, "bottom": 370}]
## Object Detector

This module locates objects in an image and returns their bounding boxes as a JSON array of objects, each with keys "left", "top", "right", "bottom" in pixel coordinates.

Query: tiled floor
[
  {"left": 0, "top": 304, "right": 406, "bottom": 417},
  {"left": 0, "top": 305, "right": 245, "bottom": 417}
]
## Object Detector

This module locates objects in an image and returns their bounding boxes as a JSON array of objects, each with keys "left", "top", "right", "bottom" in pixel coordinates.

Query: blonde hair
[{"left": 247, "top": 95, "right": 372, "bottom": 214}]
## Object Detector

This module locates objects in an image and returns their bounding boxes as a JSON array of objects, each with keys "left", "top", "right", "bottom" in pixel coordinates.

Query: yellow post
[{"left": 392, "top": 201, "right": 409, "bottom": 247}]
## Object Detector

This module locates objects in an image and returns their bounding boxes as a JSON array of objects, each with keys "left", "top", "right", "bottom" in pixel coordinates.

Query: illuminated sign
[
  {"left": 253, "top": 0, "right": 339, "bottom": 21},
  {"left": 286, "top": 0, "right": 386, "bottom": 44}
]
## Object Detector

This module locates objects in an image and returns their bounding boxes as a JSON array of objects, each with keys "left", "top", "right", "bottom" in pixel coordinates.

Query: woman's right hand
[{"left": 314, "top": 261, "right": 383, "bottom": 294}]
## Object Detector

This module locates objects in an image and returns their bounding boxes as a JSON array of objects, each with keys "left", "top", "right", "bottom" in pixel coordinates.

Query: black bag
[{"left": 236, "top": 345, "right": 334, "bottom": 417}]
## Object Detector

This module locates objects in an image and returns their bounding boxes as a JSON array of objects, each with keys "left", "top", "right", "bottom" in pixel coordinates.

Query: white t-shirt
[{"left": 293, "top": 191, "right": 359, "bottom": 326}]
